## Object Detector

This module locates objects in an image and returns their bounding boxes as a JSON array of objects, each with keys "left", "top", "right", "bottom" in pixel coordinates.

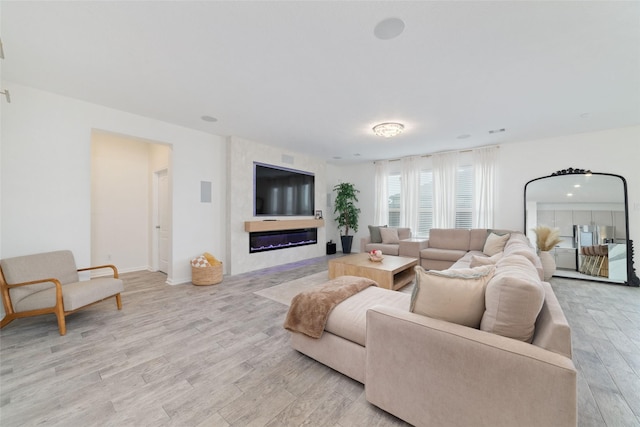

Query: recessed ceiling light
[
  {"left": 580, "top": 113, "right": 590, "bottom": 119},
  {"left": 354, "top": 153, "right": 361, "bottom": 157},
  {"left": 456, "top": 134, "right": 471, "bottom": 139},
  {"left": 374, "top": 17, "right": 405, "bottom": 40},
  {"left": 373, "top": 122, "right": 405, "bottom": 137},
  {"left": 567, "top": 193, "right": 573, "bottom": 197},
  {"left": 333, "top": 156, "right": 342, "bottom": 160},
  {"left": 201, "top": 115, "right": 218, "bottom": 122},
  {"left": 574, "top": 184, "right": 581, "bottom": 188},
  {"left": 488, "top": 128, "right": 506, "bottom": 134}
]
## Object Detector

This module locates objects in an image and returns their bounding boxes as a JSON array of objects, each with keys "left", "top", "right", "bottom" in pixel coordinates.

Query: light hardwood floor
[{"left": 0, "top": 255, "right": 639, "bottom": 426}]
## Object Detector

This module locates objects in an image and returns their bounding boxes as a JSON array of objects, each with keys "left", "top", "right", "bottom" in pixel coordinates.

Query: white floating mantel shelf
[{"left": 244, "top": 219, "right": 325, "bottom": 232}]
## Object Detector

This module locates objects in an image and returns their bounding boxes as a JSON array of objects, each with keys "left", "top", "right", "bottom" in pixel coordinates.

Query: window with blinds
[
  {"left": 455, "top": 165, "right": 473, "bottom": 229},
  {"left": 385, "top": 165, "right": 473, "bottom": 236},
  {"left": 388, "top": 174, "right": 401, "bottom": 227}
]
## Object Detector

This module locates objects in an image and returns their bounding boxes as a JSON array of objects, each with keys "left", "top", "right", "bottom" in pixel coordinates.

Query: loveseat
[{"left": 287, "top": 231, "right": 576, "bottom": 426}]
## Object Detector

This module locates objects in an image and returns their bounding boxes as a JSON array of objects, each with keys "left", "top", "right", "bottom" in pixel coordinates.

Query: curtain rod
[{"left": 376, "top": 145, "right": 500, "bottom": 163}]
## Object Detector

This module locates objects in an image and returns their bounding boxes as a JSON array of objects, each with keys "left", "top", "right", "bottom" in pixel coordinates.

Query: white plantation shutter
[
  {"left": 455, "top": 165, "right": 473, "bottom": 229},
  {"left": 417, "top": 170, "right": 433, "bottom": 237},
  {"left": 383, "top": 162, "right": 475, "bottom": 235},
  {"left": 388, "top": 174, "right": 401, "bottom": 227}
]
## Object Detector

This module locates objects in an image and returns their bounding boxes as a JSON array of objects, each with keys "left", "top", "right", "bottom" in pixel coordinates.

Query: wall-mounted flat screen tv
[{"left": 254, "top": 162, "right": 315, "bottom": 216}]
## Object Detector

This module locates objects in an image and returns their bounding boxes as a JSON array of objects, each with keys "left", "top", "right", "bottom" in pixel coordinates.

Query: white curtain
[
  {"left": 373, "top": 160, "right": 389, "bottom": 226},
  {"left": 400, "top": 156, "right": 420, "bottom": 232},
  {"left": 432, "top": 151, "right": 459, "bottom": 228},
  {"left": 473, "top": 146, "right": 497, "bottom": 228}
]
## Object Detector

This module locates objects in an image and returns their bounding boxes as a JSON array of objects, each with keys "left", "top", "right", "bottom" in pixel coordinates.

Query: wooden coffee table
[{"left": 328, "top": 253, "right": 418, "bottom": 291}]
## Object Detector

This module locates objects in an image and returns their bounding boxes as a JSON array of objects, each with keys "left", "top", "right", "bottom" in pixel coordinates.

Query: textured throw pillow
[
  {"left": 481, "top": 254, "right": 545, "bottom": 343},
  {"left": 368, "top": 225, "right": 387, "bottom": 244},
  {"left": 483, "top": 232, "right": 510, "bottom": 256},
  {"left": 469, "top": 252, "right": 503, "bottom": 268},
  {"left": 380, "top": 227, "right": 400, "bottom": 244},
  {"left": 410, "top": 265, "right": 496, "bottom": 328}
]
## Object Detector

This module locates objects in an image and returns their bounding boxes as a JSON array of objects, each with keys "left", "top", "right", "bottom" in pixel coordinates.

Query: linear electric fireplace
[{"left": 249, "top": 228, "right": 318, "bottom": 253}]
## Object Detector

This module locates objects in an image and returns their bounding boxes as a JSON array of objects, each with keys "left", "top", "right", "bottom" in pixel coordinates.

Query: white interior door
[{"left": 157, "top": 169, "right": 170, "bottom": 273}]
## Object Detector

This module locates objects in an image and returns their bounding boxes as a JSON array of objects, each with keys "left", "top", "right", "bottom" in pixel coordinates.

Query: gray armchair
[{"left": 0, "top": 250, "right": 124, "bottom": 335}]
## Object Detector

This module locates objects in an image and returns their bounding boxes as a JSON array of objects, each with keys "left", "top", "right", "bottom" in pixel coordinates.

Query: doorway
[{"left": 91, "top": 130, "right": 172, "bottom": 277}]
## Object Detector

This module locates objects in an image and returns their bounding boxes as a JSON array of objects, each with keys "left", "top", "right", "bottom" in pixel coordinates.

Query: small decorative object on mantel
[
  {"left": 550, "top": 167, "right": 592, "bottom": 176},
  {"left": 532, "top": 226, "right": 563, "bottom": 281},
  {"left": 369, "top": 249, "right": 384, "bottom": 262}
]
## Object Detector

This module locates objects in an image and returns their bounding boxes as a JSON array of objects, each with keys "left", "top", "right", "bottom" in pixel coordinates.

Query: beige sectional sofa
[{"left": 288, "top": 230, "right": 576, "bottom": 426}]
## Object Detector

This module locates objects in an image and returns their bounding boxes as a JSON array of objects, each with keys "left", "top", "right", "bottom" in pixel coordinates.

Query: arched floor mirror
[{"left": 524, "top": 168, "right": 639, "bottom": 286}]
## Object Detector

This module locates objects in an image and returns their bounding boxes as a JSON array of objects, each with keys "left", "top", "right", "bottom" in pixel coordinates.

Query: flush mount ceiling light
[
  {"left": 201, "top": 115, "right": 218, "bottom": 122},
  {"left": 373, "top": 122, "right": 405, "bottom": 138}
]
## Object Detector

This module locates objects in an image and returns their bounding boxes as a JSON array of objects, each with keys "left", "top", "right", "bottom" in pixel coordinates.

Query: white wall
[
  {"left": 227, "top": 136, "right": 327, "bottom": 275},
  {"left": 0, "top": 82, "right": 226, "bottom": 285},
  {"left": 91, "top": 132, "right": 150, "bottom": 272}
]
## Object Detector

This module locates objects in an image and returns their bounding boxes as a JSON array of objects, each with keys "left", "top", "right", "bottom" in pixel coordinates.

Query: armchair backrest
[{"left": 0, "top": 250, "right": 79, "bottom": 306}]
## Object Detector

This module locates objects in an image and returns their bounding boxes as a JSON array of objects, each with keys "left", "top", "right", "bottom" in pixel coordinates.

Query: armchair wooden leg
[
  {"left": 1, "top": 315, "right": 15, "bottom": 329},
  {"left": 115, "top": 294, "right": 122, "bottom": 310},
  {"left": 55, "top": 304, "right": 66, "bottom": 335},
  {"left": 56, "top": 314, "right": 67, "bottom": 335}
]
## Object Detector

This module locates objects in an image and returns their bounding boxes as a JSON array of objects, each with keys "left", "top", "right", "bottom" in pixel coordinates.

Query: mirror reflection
[{"left": 525, "top": 172, "right": 628, "bottom": 284}]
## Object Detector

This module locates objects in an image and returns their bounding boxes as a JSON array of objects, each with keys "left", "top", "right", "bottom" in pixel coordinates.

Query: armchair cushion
[
  {"left": 1, "top": 250, "right": 79, "bottom": 306},
  {"left": 15, "top": 277, "right": 124, "bottom": 312}
]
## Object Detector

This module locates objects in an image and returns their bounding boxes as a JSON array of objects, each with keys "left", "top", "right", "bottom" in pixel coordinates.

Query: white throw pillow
[
  {"left": 410, "top": 265, "right": 496, "bottom": 328},
  {"left": 483, "top": 232, "right": 510, "bottom": 256},
  {"left": 380, "top": 227, "right": 400, "bottom": 244}
]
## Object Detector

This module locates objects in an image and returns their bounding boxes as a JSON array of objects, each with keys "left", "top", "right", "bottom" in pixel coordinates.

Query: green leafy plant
[
  {"left": 532, "top": 225, "right": 563, "bottom": 251},
  {"left": 333, "top": 182, "right": 360, "bottom": 236}
]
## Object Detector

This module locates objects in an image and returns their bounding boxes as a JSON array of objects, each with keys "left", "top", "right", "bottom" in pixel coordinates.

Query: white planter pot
[{"left": 539, "top": 251, "right": 556, "bottom": 281}]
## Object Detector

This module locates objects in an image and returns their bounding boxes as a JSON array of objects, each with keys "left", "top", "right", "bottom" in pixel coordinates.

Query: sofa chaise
[{"left": 287, "top": 231, "right": 576, "bottom": 426}]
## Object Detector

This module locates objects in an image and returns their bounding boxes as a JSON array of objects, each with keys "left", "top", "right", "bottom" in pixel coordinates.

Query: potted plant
[
  {"left": 333, "top": 182, "right": 360, "bottom": 254},
  {"left": 532, "top": 225, "right": 563, "bottom": 280}
]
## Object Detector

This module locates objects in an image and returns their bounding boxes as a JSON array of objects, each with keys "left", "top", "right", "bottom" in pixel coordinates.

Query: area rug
[
  {"left": 254, "top": 271, "right": 415, "bottom": 306},
  {"left": 254, "top": 271, "right": 331, "bottom": 306}
]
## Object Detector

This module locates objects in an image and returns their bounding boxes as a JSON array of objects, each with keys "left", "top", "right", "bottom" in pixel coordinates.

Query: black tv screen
[{"left": 254, "top": 163, "right": 315, "bottom": 216}]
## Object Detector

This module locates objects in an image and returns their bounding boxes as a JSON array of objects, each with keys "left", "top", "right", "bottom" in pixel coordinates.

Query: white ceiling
[{"left": 2, "top": 1, "right": 639, "bottom": 164}]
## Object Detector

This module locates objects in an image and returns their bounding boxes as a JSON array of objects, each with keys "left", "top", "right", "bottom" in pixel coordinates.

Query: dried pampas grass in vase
[
  {"left": 533, "top": 225, "right": 562, "bottom": 280},
  {"left": 532, "top": 226, "right": 562, "bottom": 252}
]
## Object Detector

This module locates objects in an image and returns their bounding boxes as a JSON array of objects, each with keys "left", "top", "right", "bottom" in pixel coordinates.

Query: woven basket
[{"left": 192, "top": 263, "right": 223, "bottom": 286}]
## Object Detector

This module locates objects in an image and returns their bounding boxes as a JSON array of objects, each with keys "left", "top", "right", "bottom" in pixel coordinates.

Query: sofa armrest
[
  {"left": 360, "top": 236, "right": 371, "bottom": 253},
  {"left": 365, "top": 306, "right": 576, "bottom": 427},
  {"left": 398, "top": 239, "right": 427, "bottom": 258}
]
